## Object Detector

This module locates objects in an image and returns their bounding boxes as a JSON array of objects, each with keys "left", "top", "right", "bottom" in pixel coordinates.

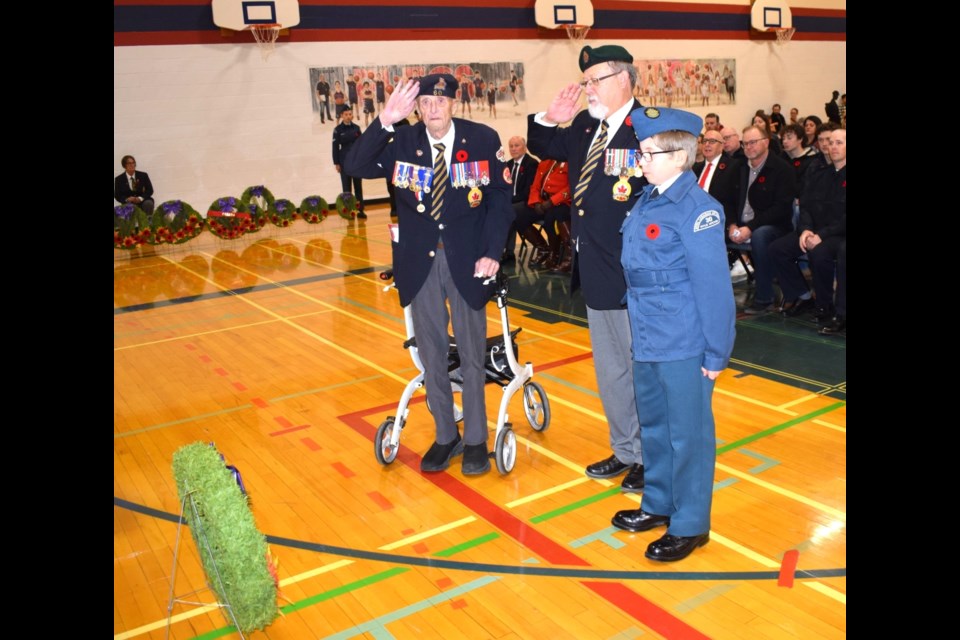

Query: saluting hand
[
  {"left": 544, "top": 83, "right": 583, "bottom": 125},
  {"left": 380, "top": 79, "right": 419, "bottom": 128}
]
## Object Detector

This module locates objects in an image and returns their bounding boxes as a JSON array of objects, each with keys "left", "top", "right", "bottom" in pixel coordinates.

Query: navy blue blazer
[
  {"left": 344, "top": 118, "right": 514, "bottom": 310},
  {"left": 692, "top": 153, "right": 743, "bottom": 222},
  {"left": 509, "top": 154, "right": 539, "bottom": 204},
  {"left": 527, "top": 100, "right": 647, "bottom": 310},
  {"left": 115, "top": 170, "right": 154, "bottom": 204}
]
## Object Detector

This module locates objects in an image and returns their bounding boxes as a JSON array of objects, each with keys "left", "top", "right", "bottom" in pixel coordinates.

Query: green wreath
[
  {"left": 171, "top": 442, "right": 278, "bottom": 634},
  {"left": 206, "top": 197, "right": 254, "bottom": 239},
  {"left": 145, "top": 200, "right": 205, "bottom": 245},
  {"left": 114, "top": 203, "right": 151, "bottom": 250},
  {"left": 269, "top": 199, "right": 297, "bottom": 227},
  {"left": 299, "top": 195, "right": 329, "bottom": 224},
  {"left": 335, "top": 192, "right": 360, "bottom": 220}
]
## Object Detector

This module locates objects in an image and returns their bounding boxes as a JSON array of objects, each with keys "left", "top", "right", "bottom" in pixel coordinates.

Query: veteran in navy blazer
[
  {"left": 115, "top": 155, "right": 155, "bottom": 215},
  {"left": 344, "top": 74, "right": 514, "bottom": 476},
  {"left": 527, "top": 45, "right": 647, "bottom": 491},
  {"left": 729, "top": 125, "right": 797, "bottom": 313}
]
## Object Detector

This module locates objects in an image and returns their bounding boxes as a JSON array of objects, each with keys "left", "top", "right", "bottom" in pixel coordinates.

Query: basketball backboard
[
  {"left": 750, "top": 0, "right": 792, "bottom": 31},
  {"left": 534, "top": 0, "right": 594, "bottom": 29},
  {"left": 212, "top": 0, "right": 301, "bottom": 31}
]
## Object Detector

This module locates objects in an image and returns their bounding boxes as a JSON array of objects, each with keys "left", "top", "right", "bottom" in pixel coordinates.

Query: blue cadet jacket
[{"left": 620, "top": 170, "right": 736, "bottom": 370}]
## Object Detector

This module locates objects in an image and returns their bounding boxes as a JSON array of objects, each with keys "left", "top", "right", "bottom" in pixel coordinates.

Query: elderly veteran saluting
[
  {"left": 610, "top": 107, "right": 736, "bottom": 562},
  {"left": 527, "top": 45, "right": 647, "bottom": 492},
  {"left": 344, "top": 74, "right": 515, "bottom": 476}
]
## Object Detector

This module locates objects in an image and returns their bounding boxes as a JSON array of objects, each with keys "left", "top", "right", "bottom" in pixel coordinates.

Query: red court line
[
  {"left": 269, "top": 424, "right": 310, "bottom": 437},
  {"left": 332, "top": 462, "right": 356, "bottom": 478},
  {"left": 535, "top": 351, "right": 593, "bottom": 372},
  {"left": 233, "top": 382, "right": 248, "bottom": 391},
  {"left": 436, "top": 577, "right": 453, "bottom": 589},
  {"left": 274, "top": 416, "right": 294, "bottom": 428},
  {"left": 199, "top": 355, "right": 212, "bottom": 363},
  {"left": 301, "top": 437, "right": 322, "bottom": 452},
  {"left": 412, "top": 542, "right": 429, "bottom": 554},
  {"left": 367, "top": 491, "right": 394, "bottom": 510},
  {"left": 450, "top": 599, "right": 467, "bottom": 610},
  {"left": 184, "top": 343, "right": 197, "bottom": 351},
  {"left": 338, "top": 398, "right": 709, "bottom": 639},
  {"left": 213, "top": 367, "right": 228, "bottom": 376},
  {"left": 778, "top": 550, "right": 799, "bottom": 588},
  {"left": 252, "top": 398, "right": 269, "bottom": 409}
]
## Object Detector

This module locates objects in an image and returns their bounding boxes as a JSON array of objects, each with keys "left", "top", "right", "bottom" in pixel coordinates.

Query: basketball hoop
[
  {"left": 563, "top": 24, "right": 591, "bottom": 48},
  {"left": 772, "top": 27, "right": 795, "bottom": 45},
  {"left": 248, "top": 23, "right": 281, "bottom": 61}
]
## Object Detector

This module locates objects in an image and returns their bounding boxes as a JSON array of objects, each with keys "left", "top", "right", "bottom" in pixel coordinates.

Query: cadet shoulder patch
[
  {"left": 495, "top": 146, "right": 507, "bottom": 162},
  {"left": 694, "top": 210, "right": 721, "bottom": 232}
]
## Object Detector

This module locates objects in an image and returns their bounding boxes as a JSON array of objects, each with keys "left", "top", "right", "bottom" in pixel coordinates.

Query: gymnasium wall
[{"left": 114, "top": 1, "right": 846, "bottom": 209}]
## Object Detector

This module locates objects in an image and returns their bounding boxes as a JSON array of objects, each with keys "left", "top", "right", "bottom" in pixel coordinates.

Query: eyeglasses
[
  {"left": 741, "top": 139, "right": 765, "bottom": 148},
  {"left": 579, "top": 71, "right": 620, "bottom": 89},
  {"left": 638, "top": 149, "right": 681, "bottom": 163}
]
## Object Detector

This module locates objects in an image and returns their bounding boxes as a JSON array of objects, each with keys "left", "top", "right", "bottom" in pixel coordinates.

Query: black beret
[{"left": 418, "top": 73, "right": 459, "bottom": 99}]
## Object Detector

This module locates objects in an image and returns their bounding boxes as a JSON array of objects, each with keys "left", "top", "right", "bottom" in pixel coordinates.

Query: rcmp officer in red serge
[
  {"left": 527, "top": 45, "right": 647, "bottom": 491},
  {"left": 611, "top": 106, "right": 735, "bottom": 561},
  {"left": 344, "top": 74, "right": 514, "bottom": 475}
]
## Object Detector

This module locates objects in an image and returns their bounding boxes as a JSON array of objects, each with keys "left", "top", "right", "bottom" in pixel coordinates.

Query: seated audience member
[
  {"left": 789, "top": 107, "right": 800, "bottom": 126},
  {"left": 802, "top": 115, "right": 822, "bottom": 149},
  {"left": 115, "top": 155, "right": 155, "bottom": 215},
  {"left": 729, "top": 126, "right": 797, "bottom": 314},
  {"left": 720, "top": 125, "right": 746, "bottom": 161},
  {"left": 752, "top": 111, "right": 783, "bottom": 156},
  {"left": 812, "top": 122, "right": 840, "bottom": 167},
  {"left": 694, "top": 129, "right": 745, "bottom": 282},
  {"left": 502, "top": 136, "right": 539, "bottom": 262},
  {"left": 525, "top": 159, "right": 572, "bottom": 272},
  {"left": 819, "top": 239, "right": 845, "bottom": 336},
  {"left": 770, "top": 129, "right": 845, "bottom": 322},
  {"left": 704, "top": 112, "right": 722, "bottom": 132}
]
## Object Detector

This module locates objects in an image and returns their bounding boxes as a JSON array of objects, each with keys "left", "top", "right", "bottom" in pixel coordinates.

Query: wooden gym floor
[{"left": 114, "top": 205, "right": 846, "bottom": 639}]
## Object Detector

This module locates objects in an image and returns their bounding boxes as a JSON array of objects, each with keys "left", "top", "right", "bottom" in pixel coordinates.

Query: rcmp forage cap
[
  {"left": 418, "top": 73, "right": 459, "bottom": 98},
  {"left": 579, "top": 44, "right": 634, "bottom": 72},
  {"left": 630, "top": 106, "right": 703, "bottom": 140}
]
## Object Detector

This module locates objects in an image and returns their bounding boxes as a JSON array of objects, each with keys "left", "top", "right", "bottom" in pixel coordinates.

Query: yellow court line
[
  {"left": 728, "top": 356, "right": 842, "bottom": 390},
  {"left": 716, "top": 462, "right": 846, "bottom": 520},
  {"left": 506, "top": 477, "right": 591, "bottom": 508},
  {"left": 803, "top": 581, "right": 846, "bottom": 604},
  {"left": 115, "top": 516, "right": 479, "bottom": 640},
  {"left": 778, "top": 393, "right": 823, "bottom": 410},
  {"left": 715, "top": 386, "right": 846, "bottom": 432},
  {"left": 811, "top": 419, "right": 846, "bottom": 433}
]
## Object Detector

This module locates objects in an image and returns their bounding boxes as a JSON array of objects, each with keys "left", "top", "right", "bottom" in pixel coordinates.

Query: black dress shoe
[
  {"left": 357, "top": 210, "right": 368, "bottom": 219},
  {"left": 645, "top": 532, "right": 709, "bottom": 562},
  {"left": 782, "top": 297, "right": 815, "bottom": 317},
  {"left": 462, "top": 443, "right": 491, "bottom": 475},
  {"left": 611, "top": 509, "right": 670, "bottom": 532},
  {"left": 819, "top": 316, "right": 846, "bottom": 336},
  {"left": 621, "top": 464, "right": 645, "bottom": 492},
  {"left": 585, "top": 454, "right": 630, "bottom": 479},
  {"left": 420, "top": 433, "right": 464, "bottom": 472}
]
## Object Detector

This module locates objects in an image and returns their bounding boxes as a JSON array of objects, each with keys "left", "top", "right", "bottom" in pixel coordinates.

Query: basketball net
[
  {"left": 249, "top": 24, "right": 281, "bottom": 61},
  {"left": 564, "top": 24, "right": 590, "bottom": 49},
  {"left": 773, "top": 27, "right": 796, "bottom": 46}
]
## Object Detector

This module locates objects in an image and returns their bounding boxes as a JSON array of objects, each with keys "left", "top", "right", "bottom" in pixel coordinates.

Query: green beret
[{"left": 579, "top": 45, "right": 634, "bottom": 72}]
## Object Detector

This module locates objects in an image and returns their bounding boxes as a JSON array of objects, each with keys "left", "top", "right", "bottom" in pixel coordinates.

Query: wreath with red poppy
[
  {"left": 646, "top": 223, "right": 660, "bottom": 240},
  {"left": 456, "top": 150, "right": 468, "bottom": 162}
]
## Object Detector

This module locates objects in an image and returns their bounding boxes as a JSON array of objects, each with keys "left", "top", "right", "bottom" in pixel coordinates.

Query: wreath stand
[{"left": 165, "top": 486, "right": 249, "bottom": 640}]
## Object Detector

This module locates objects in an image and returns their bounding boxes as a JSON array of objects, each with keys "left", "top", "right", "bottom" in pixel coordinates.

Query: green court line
[
  {"left": 270, "top": 374, "right": 383, "bottom": 402},
  {"left": 432, "top": 532, "right": 500, "bottom": 557},
  {"left": 716, "top": 401, "right": 845, "bottom": 455},
  {"left": 530, "top": 487, "right": 621, "bottom": 523},
  {"left": 114, "top": 405, "right": 252, "bottom": 439},
  {"left": 538, "top": 372, "right": 599, "bottom": 397},
  {"left": 190, "top": 567, "right": 410, "bottom": 640},
  {"left": 338, "top": 296, "right": 406, "bottom": 323},
  {"left": 735, "top": 320, "right": 846, "bottom": 349}
]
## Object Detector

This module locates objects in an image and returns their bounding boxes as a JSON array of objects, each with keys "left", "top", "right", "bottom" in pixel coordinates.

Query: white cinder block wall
[{"left": 113, "top": 37, "right": 845, "bottom": 212}]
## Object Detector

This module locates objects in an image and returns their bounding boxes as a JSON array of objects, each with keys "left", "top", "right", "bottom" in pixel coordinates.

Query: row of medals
[
  {"left": 393, "top": 160, "right": 489, "bottom": 212},
  {"left": 604, "top": 149, "right": 644, "bottom": 202}
]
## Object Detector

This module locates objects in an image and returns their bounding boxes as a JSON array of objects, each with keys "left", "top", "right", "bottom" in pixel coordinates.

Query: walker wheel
[
  {"left": 523, "top": 381, "right": 551, "bottom": 432},
  {"left": 375, "top": 418, "right": 399, "bottom": 465},
  {"left": 495, "top": 425, "right": 516, "bottom": 474}
]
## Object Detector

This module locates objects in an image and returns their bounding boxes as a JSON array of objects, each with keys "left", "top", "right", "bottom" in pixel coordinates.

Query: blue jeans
[{"left": 748, "top": 225, "right": 788, "bottom": 304}]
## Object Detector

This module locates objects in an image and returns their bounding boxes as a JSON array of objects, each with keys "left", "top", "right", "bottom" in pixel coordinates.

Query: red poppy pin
[
  {"left": 842, "top": 180, "right": 846, "bottom": 187},
  {"left": 794, "top": 160, "right": 801, "bottom": 167},
  {"left": 758, "top": 176, "right": 766, "bottom": 183},
  {"left": 646, "top": 224, "right": 660, "bottom": 240},
  {"left": 718, "top": 163, "right": 726, "bottom": 170},
  {"left": 625, "top": 115, "right": 632, "bottom": 127},
  {"left": 456, "top": 150, "right": 468, "bottom": 162}
]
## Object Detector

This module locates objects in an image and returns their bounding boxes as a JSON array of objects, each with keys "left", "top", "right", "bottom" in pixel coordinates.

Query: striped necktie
[
  {"left": 431, "top": 143, "right": 447, "bottom": 220},
  {"left": 573, "top": 120, "right": 609, "bottom": 206}
]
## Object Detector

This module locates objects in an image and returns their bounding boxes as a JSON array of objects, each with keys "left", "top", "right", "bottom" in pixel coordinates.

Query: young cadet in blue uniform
[
  {"left": 611, "top": 107, "right": 736, "bottom": 562},
  {"left": 343, "top": 74, "right": 514, "bottom": 475},
  {"left": 332, "top": 108, "right": 366, "bottom": 218}
]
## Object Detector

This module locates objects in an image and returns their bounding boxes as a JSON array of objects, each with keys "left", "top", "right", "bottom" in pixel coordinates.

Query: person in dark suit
[
  {"left": 729, "top": 125, "right": 797, "bottom": 314},
  {"left": 315, "top": 73, "right": 332, "bottom": 124},
  {"left": 691, "top": 130, "right": 741, "bottom": 218},
  {"left": 115, "top": 155, "right": 155, "bottom": 215},
  {"left": 527, "top": 44, "right": 646, "bottom": 492},
  {"left": 343, "top": 74, "right": 514, "bottom": 476},
  {"left": 720, "top": 125, "right": 747, "bottom": 161},
  {"left": 332, "top": 108, "right": 366, "bottom": 218},
  {"left": 825, "top": 90, "right": 841, "bottom": 125},
  {"left": 502, "top": 136, "right": 539, "bottom": 262}
]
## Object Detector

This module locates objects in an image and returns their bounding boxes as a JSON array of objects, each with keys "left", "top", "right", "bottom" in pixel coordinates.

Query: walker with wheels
[{"left": 376, "top": 270, "right": 550, "bottom": 474}]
